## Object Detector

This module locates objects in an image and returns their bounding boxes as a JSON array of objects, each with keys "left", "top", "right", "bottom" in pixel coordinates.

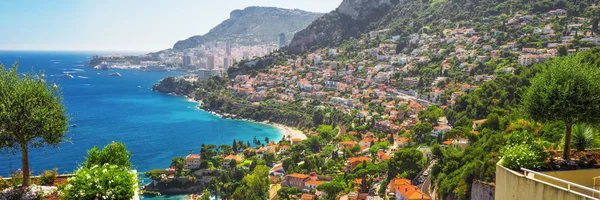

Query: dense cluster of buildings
[{"left": 155, "top": 9, "right": 600, "bottom": 199}]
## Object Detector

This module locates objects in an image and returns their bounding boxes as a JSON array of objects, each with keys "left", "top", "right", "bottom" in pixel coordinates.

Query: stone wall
[{"left": 471, "top": 180, "right": 495, "bottom": 200}]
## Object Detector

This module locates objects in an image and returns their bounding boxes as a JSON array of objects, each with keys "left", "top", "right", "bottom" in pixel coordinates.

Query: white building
[{"left": 185, "top": 154, "right": 201, "bottom": 169}]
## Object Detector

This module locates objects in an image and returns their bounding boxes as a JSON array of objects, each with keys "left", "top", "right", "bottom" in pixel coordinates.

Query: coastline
[{"left": 184, "top": 97, "right": 307, "bottom": 143}]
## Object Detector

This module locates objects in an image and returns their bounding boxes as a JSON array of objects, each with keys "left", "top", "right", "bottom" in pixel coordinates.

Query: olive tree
[
  {"left": 0, "top": 63, "right": 69, "bottom": 186},
  {"left": 523, "top": 55, "right": 600, "bottom": 159}
]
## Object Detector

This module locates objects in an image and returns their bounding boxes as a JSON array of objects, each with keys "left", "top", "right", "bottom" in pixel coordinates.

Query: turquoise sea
[{"left": 0, "top": 51, "right": 282, "bottom": 199}]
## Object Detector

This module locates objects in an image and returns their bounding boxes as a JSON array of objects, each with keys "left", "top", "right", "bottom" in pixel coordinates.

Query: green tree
[
  {"left": 413, "top": 122, "right": 433, "bottom": 143},
  {"left": 388, "top": 148, "right": 424, "bottom": 179},
  {"left": 277, "top": 187, "right": 299, "bottom": 200},
  {"left": 171, "top": 157, "right": 186, "bottom": 175},
  {"left": 523, "top": 55, "right": 600, "bottom": 159},
  {"left": 0, "top": 63, "right": 70, "bottom": 187},
  {"left": 317, "top": 125, "right": 335, "bottom": 141},
  {"left": 481, "top": 113, "right": 501, "bottom": 131},
  {"left": 233, "top": 165, "right": 270, "bottom": 200},
  {"left": 317, "top": 182, "right": 344, "bottom": 199},
  {"left": 144, "top": 169, "right": 167, "bottom": 180},
  {"left": 200, "top": 189, "right": 211, "bottom": 200},
  {"left": 264, "top": 152, "right": 275, "bottom": 166},
  {"left": 454, "top": 116, "right": 472, "bottom": 128},
  {"left": 219, "top": 144, "right": 233, "bottom": 155},
  {"left": 83, "top": 142, "right": 132, "bottom": 168}
]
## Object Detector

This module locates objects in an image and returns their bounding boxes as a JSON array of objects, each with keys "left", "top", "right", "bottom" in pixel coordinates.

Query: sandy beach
[
  {"left": 186, "top": 96, "right": 307, "bottom": 142},
  {"left": 270, "top": 123, "right": 307, "bottom": 142}
]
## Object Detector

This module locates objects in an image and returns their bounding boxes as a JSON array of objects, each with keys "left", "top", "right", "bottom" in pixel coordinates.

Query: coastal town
[
  {"left": 141, "top": 6, "right": 600, "bottom": 200},
  {"left": 3, "top": 1, "right": 600, "bottom": 200}
]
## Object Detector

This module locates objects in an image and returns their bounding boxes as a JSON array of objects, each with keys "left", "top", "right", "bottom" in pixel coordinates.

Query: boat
[
  {"left": 108, "top": 72, "right": 121, "bottom": 77},
  {"left": 70, "top": 124, "right": 78, "bottom": 127},
  {"left": 63, "top": 74, "right": 74, "bottom": 79}
]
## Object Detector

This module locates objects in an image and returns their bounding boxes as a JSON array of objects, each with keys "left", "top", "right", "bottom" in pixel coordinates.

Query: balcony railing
[{"left": 521, "top": 168, "right": 600, "bottom": 200}]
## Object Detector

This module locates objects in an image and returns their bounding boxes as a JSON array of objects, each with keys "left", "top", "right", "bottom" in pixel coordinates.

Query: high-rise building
[
  {"left": 206, "top": 55, "right": 215, "bottom": 70},
  {"left": 223, "top": 57, "right": 230, "bottom": 70},
  {"left": 278, "top": 33, "right": 286, "bottom": 49},
  {"left": 226, "top": 40, "right": 231, "bottom": 56},
  {"left": 182, "top": 55, "right": 193, "bottom": 66}
]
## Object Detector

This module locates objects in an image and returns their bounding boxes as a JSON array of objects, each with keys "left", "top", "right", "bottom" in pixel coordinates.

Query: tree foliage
[
  {"left": 388, "top": 148, "right": 424, "bottom": 179},
  {"left": 0, "top": 63, "right": 70, "bottom": 186},
  {"left": 523, "top": 55, "right": 600, "bottom": 158},
  {"left": 83, "top": 142, "right": 132, "bottom": 168}
]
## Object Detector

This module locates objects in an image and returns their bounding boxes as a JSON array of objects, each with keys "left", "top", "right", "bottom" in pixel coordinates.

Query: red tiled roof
[
  {"left": 348, "top": 156, "right": 371, "bottom": 164},
  {"left": 286, "top": 173, "right": 310, "bottom": 179},
  {"left": 301, "top": 194, "right": 315, "bottom": 200},
  {"left": 305, "top": 180, "right": 325, "bottom": 186},
  {"left": 389, "top": 178, "right": 431, "bottom": 200},
  {"left": 442, "top": 139, "right": 453, "bottom": 145}
]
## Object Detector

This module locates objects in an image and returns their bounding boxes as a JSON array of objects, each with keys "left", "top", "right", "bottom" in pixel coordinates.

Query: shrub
[
  {"left": 9, "top": 169, "right": 24, "bottom": 187},
  {"left": 0, "top": 185, "right": 57, "bottom": 200},
  {"left": 501, "top": 131, "right": 549, "bottom": 170},
  {"left": 59, "top": 164, "right": 135, "bottom": 200},
  {"left": 144, "top": 169, "right": 167, "bottom": 181},
  {"left": 38, "top": 168, "right": 58, "bottom": 186},
  {"left": 0, "top": 176, "right": 7, "bottom": 190},
  {"left": 501, "top": 144, "right": 548, "bottom": 170},
  {"left": 83, "top": 142, "right": 132, "bottom": 168}
]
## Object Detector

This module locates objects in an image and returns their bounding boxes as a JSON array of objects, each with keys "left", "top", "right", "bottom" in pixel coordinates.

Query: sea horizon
[{"left": 0, "top": 49, "right": 152, "bottom": 56}]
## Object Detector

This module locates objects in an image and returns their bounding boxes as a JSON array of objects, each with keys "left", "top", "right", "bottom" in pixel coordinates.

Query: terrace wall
[{"left": 495, "top": 163, "right": 593, "bottom": 200}]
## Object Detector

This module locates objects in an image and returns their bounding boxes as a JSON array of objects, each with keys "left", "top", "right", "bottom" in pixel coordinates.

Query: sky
[{"left": 0, "top": 0, "right": 342, "bottom": 52}]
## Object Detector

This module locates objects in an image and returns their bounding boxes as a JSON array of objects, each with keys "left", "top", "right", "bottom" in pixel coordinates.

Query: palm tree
[{"left": 562, "top": 124, "right": 600, "bottom": 152}]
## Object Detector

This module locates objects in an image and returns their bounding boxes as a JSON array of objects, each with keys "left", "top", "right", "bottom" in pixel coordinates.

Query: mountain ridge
[
  {"left": 288, "top": 0, "right": 397, "bottom": 53},
  {"left": 172, "top": 6, "right": 324, "bottom": 50}
]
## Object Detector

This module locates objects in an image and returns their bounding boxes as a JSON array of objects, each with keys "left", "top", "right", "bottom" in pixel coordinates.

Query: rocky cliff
[
  {"left": 152, "top": 76, "right": 196, "bottom": 97},
  {"left": 288, "top": 0, "right": 396, "bottom": 53},
  {"left": 173, "top": 7, "right": 323, "bottom": 50}
]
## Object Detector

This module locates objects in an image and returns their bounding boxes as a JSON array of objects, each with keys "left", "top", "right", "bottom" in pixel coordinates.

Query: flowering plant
[
  {"left": 501, "top": 144, "right": 548, "bottom": 170},
  {"left": 0, "top": 185, "right": 57, "bottom": 200},
  {"left": 59, "top": 164, "right": 135, "bottom": 200},
  {"left": 38, "top": 168, "right": 58, "bottom": 186}
]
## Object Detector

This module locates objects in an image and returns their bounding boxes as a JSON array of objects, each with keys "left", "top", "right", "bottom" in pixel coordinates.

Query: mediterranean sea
[{"left": 0, "top": 51, "right": 282, "bottom": 198}]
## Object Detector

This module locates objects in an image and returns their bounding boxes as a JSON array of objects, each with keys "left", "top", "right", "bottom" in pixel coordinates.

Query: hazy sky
[{"left": 0, "top": 0, "right": 342, "bottom": 52}]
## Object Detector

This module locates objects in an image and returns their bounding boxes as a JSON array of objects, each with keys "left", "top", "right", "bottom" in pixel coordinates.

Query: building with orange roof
[
  {"left": 431, "top": 125, "right": 451, "bottom": 137},
  {"left": 472, "top": 119, "right": 487, "bottom": 130},
  {"left": 283, "top": 173, "right": 311, "bottom": 189},
  {"left": 304, "top": 180, "right": 325, "bottom": 191},
  {"left": 345, "top": 156, "right": 371, "bottom": 172},
  {"left": 442, "top": 139, "right": 453, "bottom": 145},
  {"left": 359, "top": 137, "right": 379, "bottom": 148},
  {"left": 338, "top": 140, "right": 358, "bottom": 149},
  {"left": 377, "top": 150, "right": 392, "bottom": 162},
  {"left": 291, "top": 138, "right": 303, "bottom": 145},
  {"left": 222, "top": 154, "right": 243, "bottom": 169},
  {"left": 300, "top": 194, "right": 315, "bottom": 200},
  {"left": 279, "top": 145, "right": 291, "bottom": 154},
  {"left": 408, "top": 101, "right": 424, "bottom": 114},
  {"left": 388, "top": 178, "right": 431, "bottom": 200},
  {"left": 185, "top": 154, "right": 201, "bottom": 169},
  {"left": 270, "top": 164, "right": 285, "bottom": 176}
]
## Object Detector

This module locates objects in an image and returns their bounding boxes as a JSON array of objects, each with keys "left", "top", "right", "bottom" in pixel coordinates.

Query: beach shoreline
[{"left": 184, "top": 96, "right": 306, "bottom": 143}]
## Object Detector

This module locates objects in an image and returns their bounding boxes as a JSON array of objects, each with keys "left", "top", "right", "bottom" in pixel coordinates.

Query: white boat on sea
[
  {"left": 108, "top": 72, "right": 121, "bottom": 77},
  {"left": 63, "top": 73, "right": 74, "bottom": 79}
]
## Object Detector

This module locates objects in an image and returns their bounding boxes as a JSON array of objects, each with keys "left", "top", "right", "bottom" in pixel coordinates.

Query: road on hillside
[{"left": 417, "top": 160, "right": 437, "bottom": 195}]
